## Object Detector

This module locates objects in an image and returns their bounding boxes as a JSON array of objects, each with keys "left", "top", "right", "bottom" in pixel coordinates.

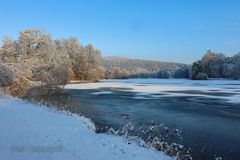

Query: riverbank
[
  {"left": 69, "top": 80, "right": 99, "bottom": 84},
  {"left": 0, "top": 96, "right": 171, "bottom": 160}
]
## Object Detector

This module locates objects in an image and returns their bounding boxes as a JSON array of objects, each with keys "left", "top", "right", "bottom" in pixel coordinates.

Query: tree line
[
  {"left": 0, "top": 29, "right": 103, "bottom": 96},
  {"left": 103, "top": 51, "right": 240, "bottom": 80},
  {"left": 192, "top": 50, "right": 240, "bottom": 80}
]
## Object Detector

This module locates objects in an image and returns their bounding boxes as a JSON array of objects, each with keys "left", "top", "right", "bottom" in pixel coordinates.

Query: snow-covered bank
[
  {"left": 0, "top": 96, "right": 171, "bottom": 160},
  {"left": 65, "top": 79, "right": 240, "bottom": 104}
]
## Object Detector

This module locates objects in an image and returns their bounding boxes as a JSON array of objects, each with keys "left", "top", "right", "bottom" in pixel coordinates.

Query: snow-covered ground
[
  {"left": 0, "top": 96, "right": 171, "bottom": 160},
  {"left": 65, "top": 79, "right": 240, "bottom": 104}
]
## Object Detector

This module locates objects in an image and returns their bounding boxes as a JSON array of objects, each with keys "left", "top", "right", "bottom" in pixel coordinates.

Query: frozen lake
[{"left": 27, "top": 79, "right": 240, "bottom": 160}]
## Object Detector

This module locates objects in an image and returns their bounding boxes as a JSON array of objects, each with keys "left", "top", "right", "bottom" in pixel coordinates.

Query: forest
[
  {"left": 1, "top": 29, "right": 240, "bottom": 96},
  {"left": 0, "top": 29, "right": 103, "bottom": 96}
]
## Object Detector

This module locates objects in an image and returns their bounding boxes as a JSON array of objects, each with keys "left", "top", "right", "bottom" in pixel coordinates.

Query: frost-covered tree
[
  {"left": 0, "top": 63, "right": 14, "bottom": 87},
  {"left": 84, "top": 44, "right": 104, "bottom": 80},
  {"left": 232, "top": 52, "right": 240, "bottom": 63},
  {"left": 201, "top": 50, "right": 225, "bottom": 78},
  {"left": 0, "top": 36, "right": 18, "bottom": 63},
  {"left": 192, "top": 60, "right": 208, "bottom": 80},
  {"left": 192, "top": 50, "right": 240, "bottom": 80},
  {"left": 0, "top": 29, "right": 103, "bottom": 96},
  {"left": 233, "top": 63, "right": 240, "bottom": 80},
  {"left": 173, "top": 66, "right": 190, "bottom": 78},
  {"left": 62, "top": 38, "right": 87, "bottom": 80},
  {"left": 16, "top": 29, "right": 70, "bottom": 85}
]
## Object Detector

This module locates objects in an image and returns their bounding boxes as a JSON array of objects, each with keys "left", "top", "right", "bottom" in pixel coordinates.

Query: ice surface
[{"left": 65, "top": 79, "right": 240, "bottom": 104}]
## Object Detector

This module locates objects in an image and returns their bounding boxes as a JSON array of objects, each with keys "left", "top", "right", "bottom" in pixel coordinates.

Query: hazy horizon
[{"left": 0, "top": 0, "right": 240, "bottom": 63}]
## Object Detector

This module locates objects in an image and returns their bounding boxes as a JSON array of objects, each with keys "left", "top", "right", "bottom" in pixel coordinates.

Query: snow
[
  {"left": 0, "top": 96, "right": 171, "bottom": 160},
  {"left": 65, "top": 79, "right": 240, "bottom": 104},
  {"left": 91, "top": 91, "right": 113, "bottom": 95}
]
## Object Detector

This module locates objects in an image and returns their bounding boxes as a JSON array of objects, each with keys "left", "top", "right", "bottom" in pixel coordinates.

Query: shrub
[
  {"left": 0, "top": 63, "right": 14, "bottom": 87},
  {"left": 192, "top": 72, "right": 208, "bottom": 80}
]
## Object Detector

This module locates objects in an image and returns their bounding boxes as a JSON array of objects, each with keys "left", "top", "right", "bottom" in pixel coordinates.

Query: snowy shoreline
[{"left": 0, "top": 96, "right": 171, "bottom": 160}]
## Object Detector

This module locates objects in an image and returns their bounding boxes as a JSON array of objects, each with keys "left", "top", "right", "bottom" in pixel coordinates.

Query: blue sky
[{"left": 0, "top": 0, "right": 240, "bottom": 63}]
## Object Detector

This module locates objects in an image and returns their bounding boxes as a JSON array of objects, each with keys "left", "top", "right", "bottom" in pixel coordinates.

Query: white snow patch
[
  {"left": 0, "top": 96, "right": 171, "bottom": 160},
  {"left": 91, "top": 91, "right": 112, "bottom": 95}
]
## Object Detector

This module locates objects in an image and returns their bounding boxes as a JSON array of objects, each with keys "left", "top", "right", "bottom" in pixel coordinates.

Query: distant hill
[{"left": 102, "top": 56, "right": 190, "bottom": 79}]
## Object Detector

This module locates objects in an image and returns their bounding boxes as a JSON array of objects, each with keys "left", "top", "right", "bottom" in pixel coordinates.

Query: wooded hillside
[{"left": 103, "top": 56, "right": 190, "bottom": 79}]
